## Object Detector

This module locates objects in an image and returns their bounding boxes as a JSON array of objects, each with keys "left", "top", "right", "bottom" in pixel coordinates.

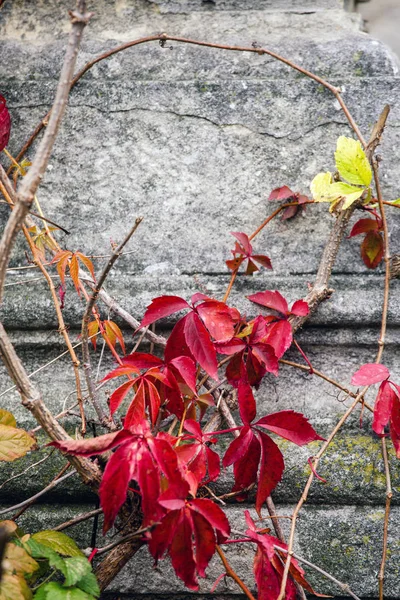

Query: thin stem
[
  {"left": 0, "top": 471, "right": 76, "bottom": 517},
  {"left": 12, "top": 34, "right": 365, "bottom": 168},
  {"left": 0, "top": 2, "right": 92, "bottom": 299},
  {"left": 222, "top": 268, "right": 238, "bottom": 303},
  {"left": 276, "top": 389, "right": 367, "bottom": 600},
  {"left": 22, "top": 225, "right": 86, "bottom": 433},
  {"left": 81, "top": 218, "right": 142, "bottom": 428},
  {"left": 276, "top": 547, "right": 362, "bottom": 600},
  {"left": 54, "top": 508, "right": 103, "bottom": 532},
  {"left": 378, "top": 437, "right": 392, "bottom": 600},
  {"left": 215, "top": 545, "right": 256, "bottom": 600},
  {"left": 248, "top": 205, "right": 284, "bottom": 241},
  {"left": 279, "top": 358, "right": 374, "bottom": 412}
]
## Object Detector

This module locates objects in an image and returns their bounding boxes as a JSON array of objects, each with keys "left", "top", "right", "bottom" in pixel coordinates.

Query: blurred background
[{"left": 356, "top": 0, "right": 400, "bottom": 59}]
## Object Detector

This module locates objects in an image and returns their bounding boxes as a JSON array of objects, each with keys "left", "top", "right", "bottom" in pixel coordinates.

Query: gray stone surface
[
  {"left": 1, "top": 0, "right": 400, "bottom": 598},
  {"left": 5, "top": 502, "right": 400, "bottom": 599}
]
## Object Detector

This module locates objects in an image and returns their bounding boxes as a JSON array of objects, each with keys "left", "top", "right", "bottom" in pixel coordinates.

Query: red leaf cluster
[
  {"left": 348, "top": 215, "right": 384, "bottom": 269},
  {"left": 49, "top": 420, "right": 229, "bottom": 589},
  {"left": 352, "top": 363, "right": 400, "bottom": 455},
  {"left": 140, "top": 294, "right": 239, "bottom": 380},
  {"left": 244, "top": 511, "right": 320, "bottom": 599},
  {"left": 0, "top": 95, "right": 11, "bottom": 152},
  {"left": 223, "top": 411, "right": 323, "bottom": 511},
  {"left": 268, "top": 186, "right": 309, "bottom": 220},
  {"left": 226, "top": 232, "right": 272, "bottom": 274}
]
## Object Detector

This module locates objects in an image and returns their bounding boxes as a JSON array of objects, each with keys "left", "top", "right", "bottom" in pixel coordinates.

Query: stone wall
[{"left": 1, "top": 1, "right": 400, "bottom": 598}]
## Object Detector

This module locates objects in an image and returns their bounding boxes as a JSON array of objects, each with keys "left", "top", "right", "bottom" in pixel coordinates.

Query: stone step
[
  {"left": 1, "top": 274, "right": 399, "bottom": 330},
  {"left": 6, "top": 502, "right": 399, "bottom": 598},
  {"left": 0, "top": 427, "right": 398, "bottom": 507}
]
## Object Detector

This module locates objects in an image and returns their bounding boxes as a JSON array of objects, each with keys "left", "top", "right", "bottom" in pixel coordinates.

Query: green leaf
[
  {"left": 25, "top": 539, "right": 67, "bottom": 576},
  {"left": 32, "top": 582, "right": 94, "bottom": 600},
  {"left": 75, "top": 573, "right": 100, "bottom": 598},
  {"left": 326, "top": 182, "right": 365, "bottom": 210},
  {"left": 63, "top": 558, "right": 91, "bottom": 587},
  {"left": 31, "top": 531, "right": 84, "bottom": 557},
  {"left": 334, "top": 136, "right": 372, "bottom": 186},
  {"left": 0, "top": 425, "right": 35, "bottom": 462},
  {"left": 0, "top": 409, "right": 16, "bottom": 428},
  {"left": 310, "top": 172, "right": 333, "bottom": 202},
  {"left": 389, "top": 198, "right": 400, "bottom": 205}
]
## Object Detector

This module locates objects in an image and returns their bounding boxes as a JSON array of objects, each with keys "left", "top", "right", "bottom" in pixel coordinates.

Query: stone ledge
[
  {"left": 0, "top": 427, "right": 398, "bottom": 507},
  {"left": 2, "top": 502, "right": 398, "bottom": 598},
  {"left": 1, "top": 275, "right": 399, "bottom": 330}
]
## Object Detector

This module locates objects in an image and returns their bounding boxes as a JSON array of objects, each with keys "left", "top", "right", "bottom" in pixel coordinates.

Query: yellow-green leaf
[
  {"left": 4, "top": 543, "right": 39, "bottom": 576},
  {"left": 326, "top": 182, "right": 365, "bottom": 210},
  {"left": 335, "top": 136, "right": 372, "bottom": 186},
  {"left": 389, "top": 198, "right": 400, "bottom": 205},
  {"left": 0, "top": 425, "right": 35, "bottom": 462},
  {"left": 310, "top": 172, "right": 333, "bottom": 202},
  {"left": 0, "top": 410, "right": 16, "bottom": 428},
  {"left": 31, "top": 530, "right": 84, "bottom": 557},
  {"left": 0, "top": 573, "right": 32, "bottom": 600}
]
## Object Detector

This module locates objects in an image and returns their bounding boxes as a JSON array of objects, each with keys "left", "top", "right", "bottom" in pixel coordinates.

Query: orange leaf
[
  {"left": 69, "top": 254, "right": 80, "bottom": 293},
  {"left": 77, "top": 252, "right": 96, "bottom": 281}
]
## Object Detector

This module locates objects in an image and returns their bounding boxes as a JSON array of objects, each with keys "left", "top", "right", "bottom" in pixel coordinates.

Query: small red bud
[{"left": 0, "top": 95, "right": 11, "bottom": 152}]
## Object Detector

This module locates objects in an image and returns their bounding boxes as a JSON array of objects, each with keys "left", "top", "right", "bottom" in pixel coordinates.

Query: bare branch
[{"left": 0, "top": 1, "right": 92, "bottom": 300}]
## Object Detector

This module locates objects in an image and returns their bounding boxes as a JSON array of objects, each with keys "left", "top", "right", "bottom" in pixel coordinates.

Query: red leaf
[
  {"left": 140, "top": 296, "right": 190, "bottom": 328},
  {"left": 231, "top": 232, "right": 252, "bottom": 255},
  {"left": 248, "top": 290, "right": 289, "bottom": 315},
  {"left": 390, "top": 393, "right": 400, "bottom": 457},
  {"left": 215, "top": 338, "right": 246, "bottom": 355},
  {"left": 268, "top": 186, "right": 295, "bottom": 201},
  {"left": 189, "top": 498, "right": 231, "bottom": 541},
  {"left": 165, "top": 317, "right": 193, "bottom": 363},
  {"left": 237, "top": 380, "right": 257, "bottom": 425},
  {"left": 146, "top": 380, "right": 161, "bottom": 425},
  {"left": 232, "top": 434, "right": 261, "bottom": 496},
  {"left": 361, "top": 230, "right": 384, "bottom": 269},
  {"left": 290, "top": 300, "right": 309, "bottom": 317},
  {"left": 192, "top": 512, "right": 215, "bottom": 577},
  {"left": 252, "top": 255, "right": 273, "bottom": 270},
  {"left": 122, "top": 353, "right": 163, "bottom": 370},
  {"left": 263, "top": 319, "right": 292, "bottom": 359},
  {"left": 100, "top": 440, "right": 137, "bottom": 533},
  {"left": 372, "top": 380, "right": 395, "bottom": 435},
  {"left": 254, "top": 546, "right": 281, "bottom": 599},
  {"left": 0, "top": 95, "right": 11, "bottom": 151},
  {"left": 351, "top": 363, "right": 390, "bottom": 386},
  {"left": 184, "top": 312, "right": 219, "bottom": 380},
  {"left": 255, "top": 431, "right": 284, "bottom": 513},
  {"left": 281, "top": 205, "right": 299, "bottom": 220},
  {"left": 223, "top": 425, "right": 253, "bottom": 468},
  {"left": 255, "top": 410, "right": 324, "bottom": 445},
  {"left": 109, "top": 380, "right": 135, "bottom": 416},
  {"left": 124, "top": 381, "right": 146, "bottom": 428},
  {"left": 169, "top": 356, "right": 197, "bottom": 394},
  {"left": 148, "top": 510, "right": 180, "bottom": 562},
  {"left": 135, "top": 444, "right": 163, "bottom": 526},
  {"left": 196, "top": 301, "right": 235, "bottom": 342},
  {"left": 169, "top": 511, "right": 199, "bottom": 590},
  {"left": 48, "top": 429, "right": 133, "bottom": 456},
  {"left": 349, "top": 218, "right": 379, "bottom": 237},
  {"left": 150, "top": 437, "right": 189, "bottom": 496}
]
